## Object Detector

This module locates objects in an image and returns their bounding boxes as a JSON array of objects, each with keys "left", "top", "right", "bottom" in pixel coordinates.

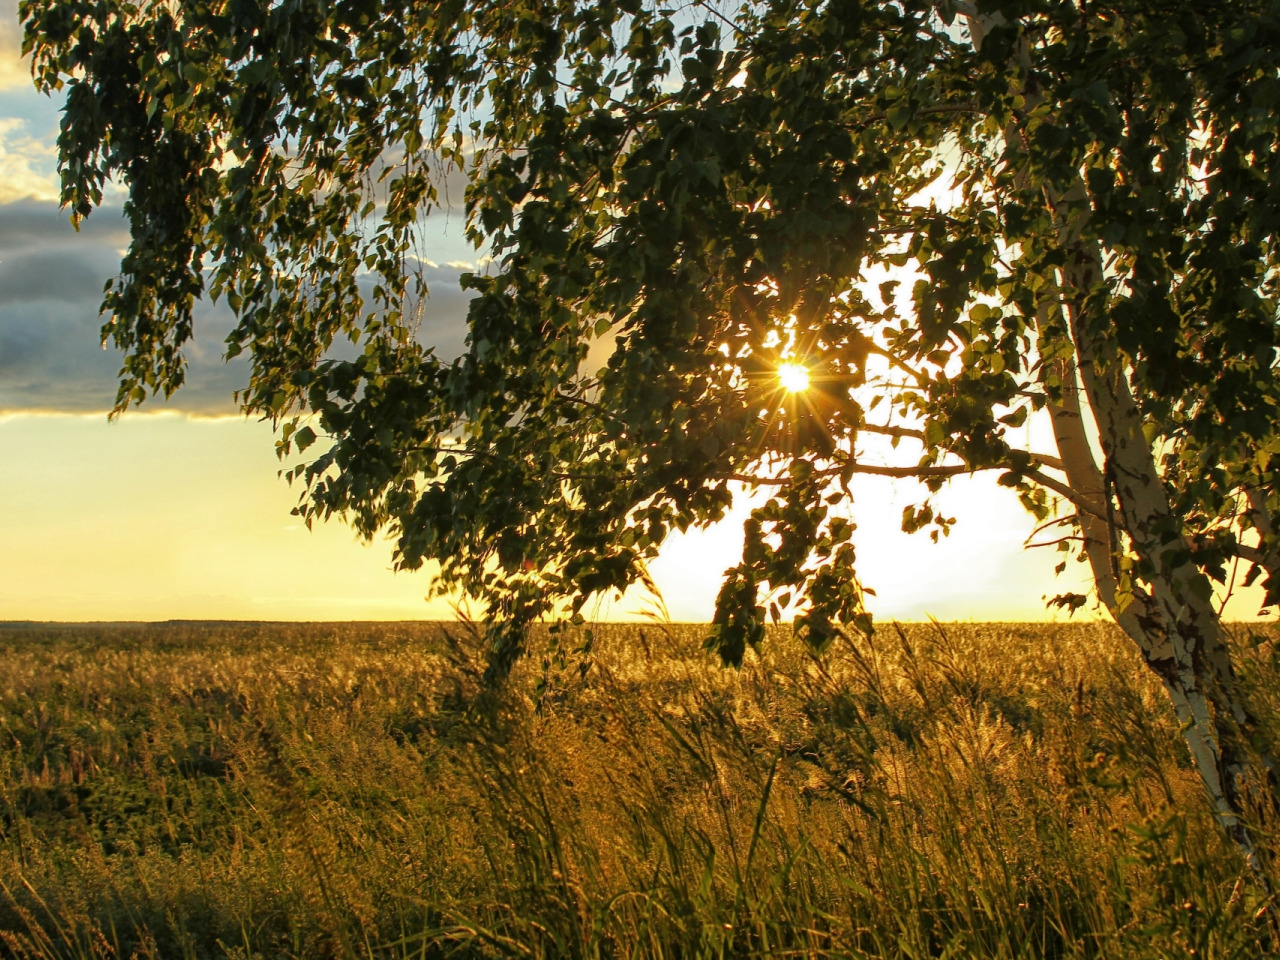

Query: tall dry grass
[{"left": 0, "top": 620, "right": 1277, "bottom": 958}]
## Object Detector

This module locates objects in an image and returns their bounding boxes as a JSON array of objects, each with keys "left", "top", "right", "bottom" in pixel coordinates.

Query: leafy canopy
[{"left": 21, "top": 0, "right": 1280, "bottom": 670}]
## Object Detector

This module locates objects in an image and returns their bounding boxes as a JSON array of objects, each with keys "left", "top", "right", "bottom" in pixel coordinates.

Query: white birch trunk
[
  {"left": 1059, "top": 249, "right": 1266, "bottom": 875},
  {"left": 963, "top": 3, "right": 1272, "bottom": 874}
]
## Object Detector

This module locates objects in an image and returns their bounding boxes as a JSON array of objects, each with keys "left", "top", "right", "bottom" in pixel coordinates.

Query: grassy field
[{"left": 1, "top": 620, "right": 1279, "bottom": 959}]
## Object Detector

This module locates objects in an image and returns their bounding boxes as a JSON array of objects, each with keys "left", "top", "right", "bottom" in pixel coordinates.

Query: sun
[{"left": 777, "top": 362, "right": 811, "bottom": 393}]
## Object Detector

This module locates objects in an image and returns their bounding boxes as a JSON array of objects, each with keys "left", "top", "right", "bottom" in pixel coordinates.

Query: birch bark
[
  {"left": 1063, "top": 256, "right": 1264, "bottom": 872},
  {"left": 962, "top": 3, "right": 1273, "bottom": 874}
]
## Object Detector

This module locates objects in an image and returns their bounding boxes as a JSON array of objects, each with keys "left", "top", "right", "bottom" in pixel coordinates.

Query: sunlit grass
[{"left": 0, "top": 620, "right": 1277, "bottom": 958}]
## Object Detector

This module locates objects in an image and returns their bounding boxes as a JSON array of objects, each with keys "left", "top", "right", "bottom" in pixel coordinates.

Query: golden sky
[
  {"left": 0, "top": 410, "right": 1114, "bottom": 623},
  {"left": 0, "top": 8, "right": 1268, "bottom": 624}
]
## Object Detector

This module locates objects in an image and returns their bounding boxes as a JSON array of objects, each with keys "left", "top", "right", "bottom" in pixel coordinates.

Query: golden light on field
[{"left": 777, "top": 362, "right": 811, "bottom": 394}]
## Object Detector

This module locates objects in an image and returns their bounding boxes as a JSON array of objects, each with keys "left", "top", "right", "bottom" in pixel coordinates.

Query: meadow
[{"left": 1, "top": 620, "right": 1278, "bottom": 959}]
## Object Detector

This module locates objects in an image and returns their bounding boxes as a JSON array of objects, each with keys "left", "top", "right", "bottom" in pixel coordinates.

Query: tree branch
[
  {"left": 721, "top": 462, "right": 973, "bottom": 485},
  {"left": 1233, "top": 543, "right": 1266, "bottom": 567},
  {"left": 1025, "top": 534, "right": 1083, "bottom": 550},
  {"left": 1021, "top": 466, "right": 1107, "bottom": 522},
  {"left": 860, "top": 423, "right": 925, "bottom": 441},
  {"left": 1029, "top": 453, "right": 1065, "bottom": 472},
  {"left": 859, "top": 423, "right": 1065, "bottom": 475}
]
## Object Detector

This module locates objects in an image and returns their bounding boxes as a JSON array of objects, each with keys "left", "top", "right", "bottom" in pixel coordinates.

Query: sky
[{"left": 0, "top": 4, "right": 1266, "bottom": 625}]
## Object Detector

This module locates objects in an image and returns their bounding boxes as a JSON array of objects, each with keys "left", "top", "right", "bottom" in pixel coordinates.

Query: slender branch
[
  {"left": 1022, "top": 466, "right": 1107, "bottom": 522},
  {"left": 1026, "top": 534, "right": 1084, "bottom": 550},
  {"left": 721, "top": 462, "right": 972, "bottom": 484},
  {"left": 1029, "top": 453, "right": 1065, "bottom": 472},
  {"left": 691, "top": 0, "right": 739, "bottom": 33},
  {"left": 1218, "top": 550, "right": 1243, "bottom": 617},
  {"left": 1027, "top": 513, "right": 1079, "bottom": 540},
  {"left": 412, "top": 444, "right": 480, "bottom": 458},
  {"left": 725, "top": 458, "right": 1080, "bottom": 492},
  {"left": 849, "top": 462, "right": 974, "bottom": 479},
  {"left": 414, "top": 430, "right": 1087, "bottom": 518},
  {"left": 859, "top": 422, "right": 1065, "bottom": 474},
  {"left": 1233, "top": 543, "right": 1266, "bottom": 566},
  {"left": 860, "top": 423, "right": 925, "bottom": 441}
]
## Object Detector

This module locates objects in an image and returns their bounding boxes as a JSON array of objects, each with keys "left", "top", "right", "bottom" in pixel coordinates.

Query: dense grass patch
[{"left": 1, "top": 621, "right": 1278, "bottom": 958}]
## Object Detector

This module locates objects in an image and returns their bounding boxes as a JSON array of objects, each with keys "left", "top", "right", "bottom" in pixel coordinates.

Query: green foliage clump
[{"left": 1, "top": 621, "right": 1278, "bottom": 958}]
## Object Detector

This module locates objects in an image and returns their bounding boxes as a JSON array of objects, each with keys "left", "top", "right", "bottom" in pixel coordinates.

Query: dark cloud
[
  {"left": 0, "top": 200, "right": 129, "bottom": 253},
  {"left": 0, "top": 201, "right": 478, "bottom": 415},
  {"left": 407, "top": 259, "right": 486, "bottom": 361},
  {"left": 0, "top": 249, "right": 108, "bottom": 303}
]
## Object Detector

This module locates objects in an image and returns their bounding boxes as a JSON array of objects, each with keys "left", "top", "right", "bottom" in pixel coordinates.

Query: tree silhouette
[{"left": 22, "top": 0, "right": 1280, "bottom": 866}]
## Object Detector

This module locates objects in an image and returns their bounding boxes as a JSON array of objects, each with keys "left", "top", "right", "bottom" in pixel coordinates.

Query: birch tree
[{"left": 22, "top": 0, "right": 1280, "bottom": 864}]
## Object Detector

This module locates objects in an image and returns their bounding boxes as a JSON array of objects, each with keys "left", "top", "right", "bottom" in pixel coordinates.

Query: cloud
[
  {"left": 0, "top": 201, "right": 478, "bottom": 415},
  {"left": 404, "top": 258, "right": 484, "bottom": 360},
  {"left": 0, "top": 204, "right": 251, "bottom": 413},
  {"left": 0, "top": 0, "right": 30, "bottom": 93},
  {"left": 0, "top": 19, "right": 480, "bottom": 415},
  {"left": 0, "top": 118, "right": 58, "bottom": 203},
  {"left": 0, "top": 248, "right": 106, "bottom": 303},
  {"left": 0, "top": 201, "right": 127, "bottom": 252}
]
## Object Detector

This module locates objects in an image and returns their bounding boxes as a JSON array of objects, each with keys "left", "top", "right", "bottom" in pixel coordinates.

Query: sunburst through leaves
[{"left": 776, "top": 362, "right": 811, "bottom": 394}]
